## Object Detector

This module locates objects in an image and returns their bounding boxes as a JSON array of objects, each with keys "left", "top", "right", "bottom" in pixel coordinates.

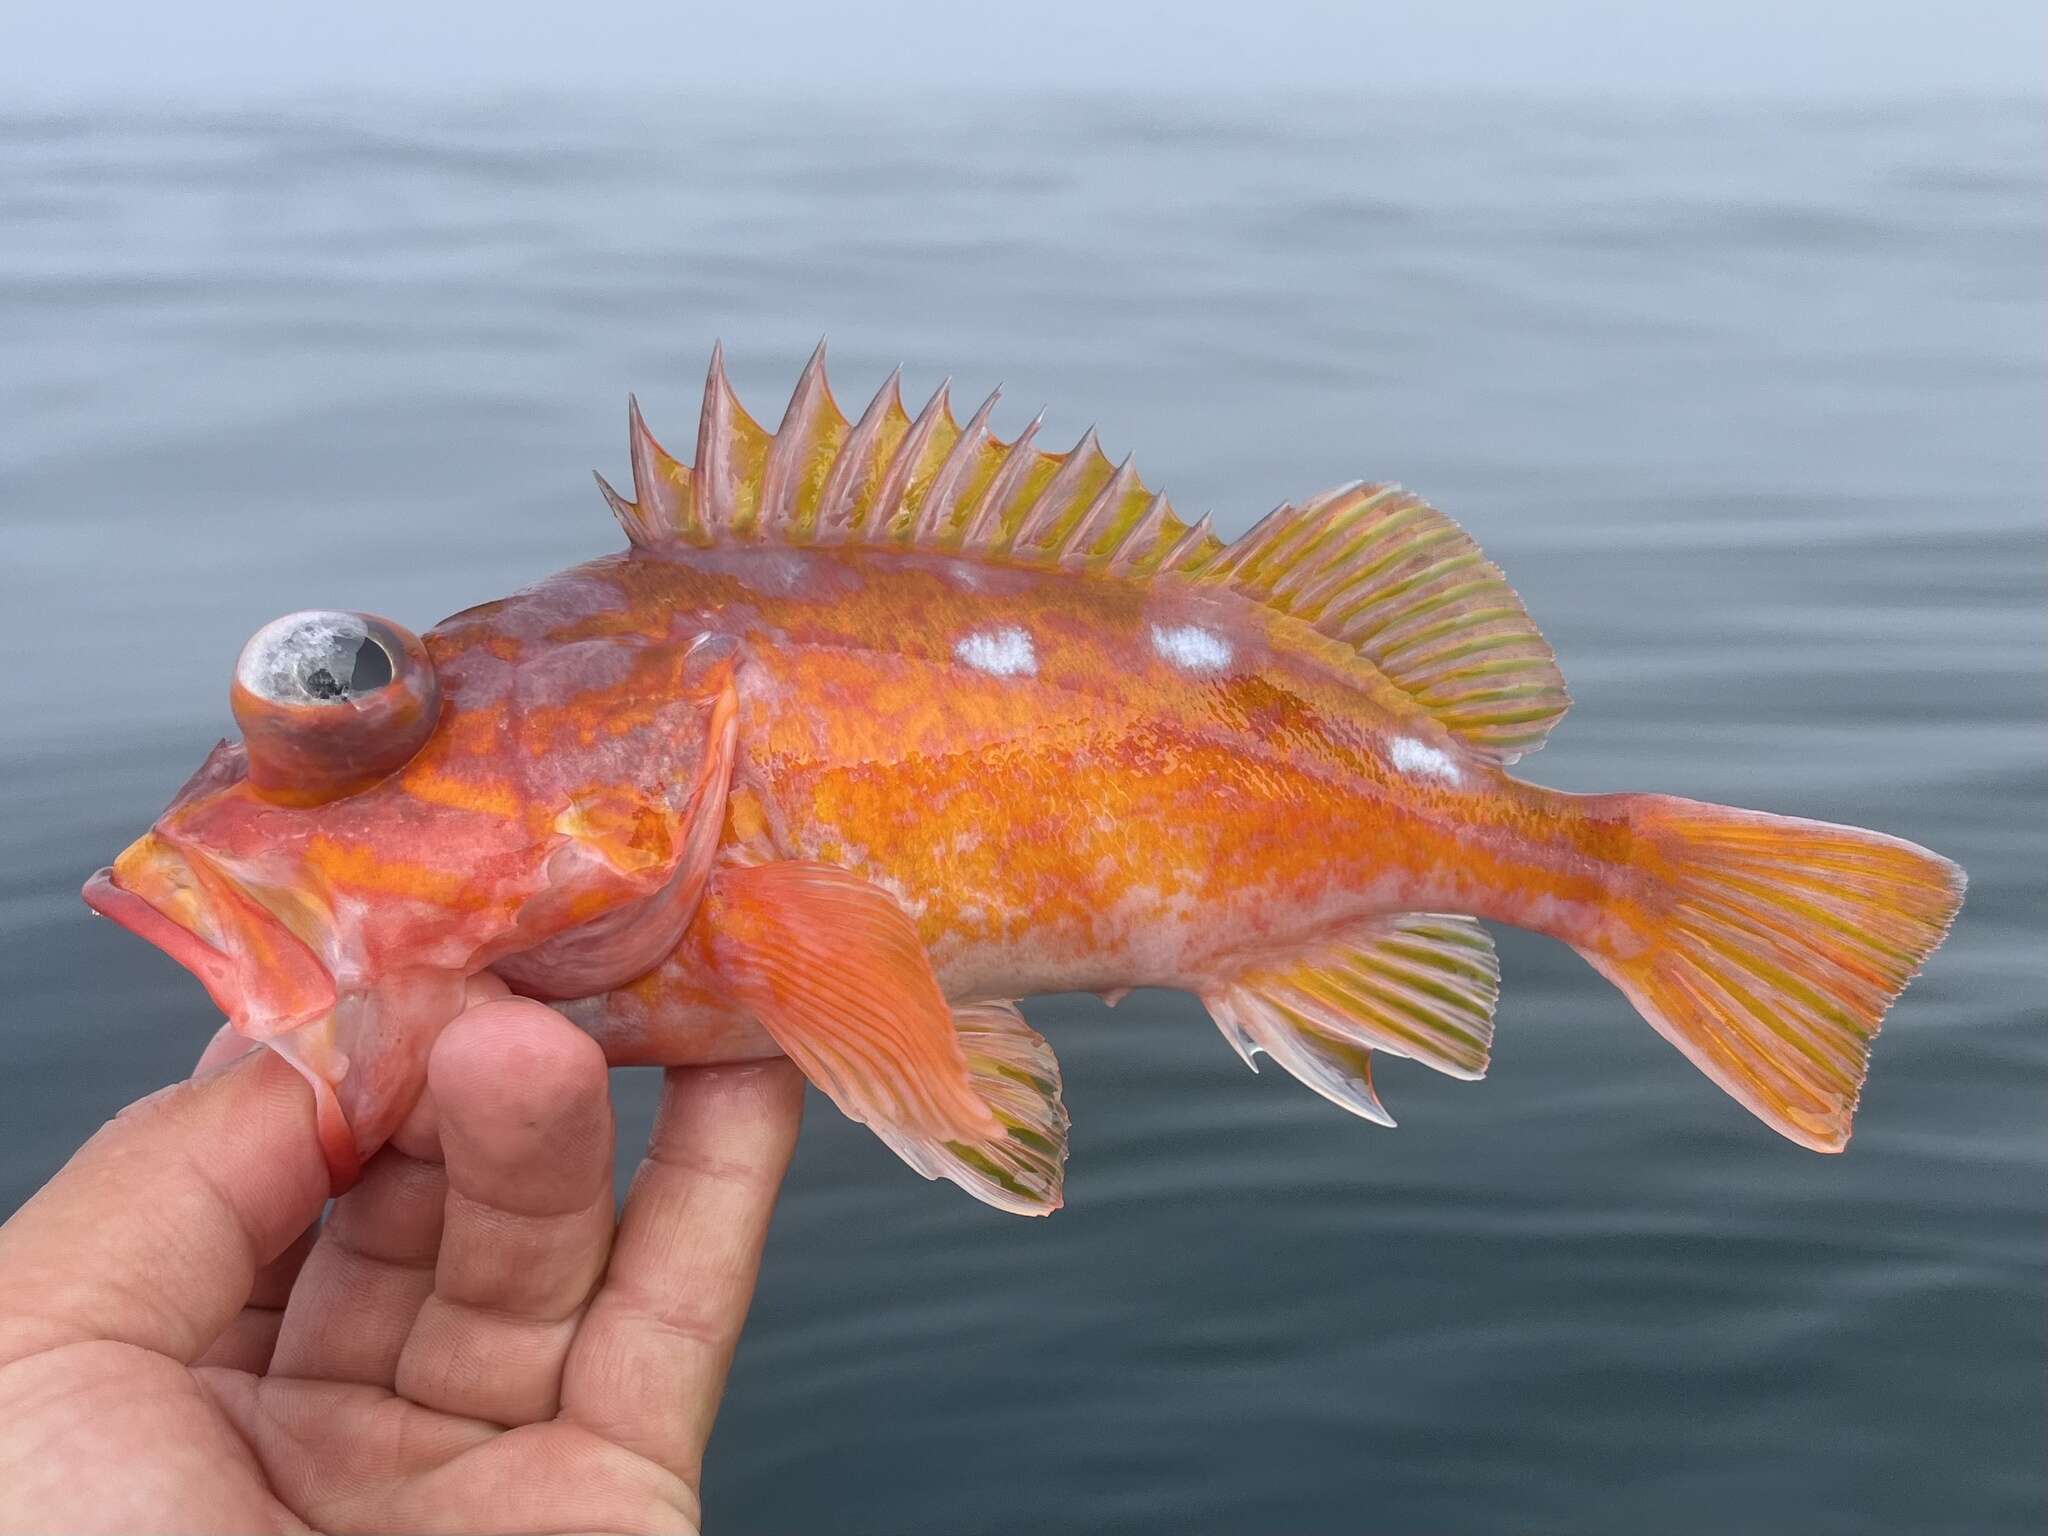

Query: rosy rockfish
[{"left": 84, "top": 346, "right": 1965, "bottom": 1214}]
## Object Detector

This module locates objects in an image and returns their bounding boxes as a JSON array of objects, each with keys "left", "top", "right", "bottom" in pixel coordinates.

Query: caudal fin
[{"left": 1577, "top": 795, "right": 1964, "bottom": 1151}]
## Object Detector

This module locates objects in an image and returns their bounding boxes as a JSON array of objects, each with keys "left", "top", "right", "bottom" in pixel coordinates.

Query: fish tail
[{"left": 1564, "top": 793, "right": 1964, "bottom": 1151}]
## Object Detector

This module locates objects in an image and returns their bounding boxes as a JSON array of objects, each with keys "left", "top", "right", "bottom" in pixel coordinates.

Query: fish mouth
[
  {"left": 85, "top": 832, "right": 470, "bottom": 1190},
  {"left": 83, "top": 832, "right": 338, "bottom": 1036}
]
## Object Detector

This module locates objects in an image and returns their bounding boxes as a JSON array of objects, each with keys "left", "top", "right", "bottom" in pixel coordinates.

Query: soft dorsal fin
[
  {"left": 1200, "top": 484, "right": 1570, "bottom": 762},
  {"left": 601, "top": 345, "right": 1567, "bottom": 760}
]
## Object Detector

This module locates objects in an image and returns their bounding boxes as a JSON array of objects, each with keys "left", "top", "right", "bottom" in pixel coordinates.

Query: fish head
[{"left": 84, "top": 569, "right": 738, "bottom": 1180}]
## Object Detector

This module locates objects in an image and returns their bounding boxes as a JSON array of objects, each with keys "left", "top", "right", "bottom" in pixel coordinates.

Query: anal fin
[
  {"left": 1202, "top": 912, "right": 1500, "bottom": 1125},
  {"left": 870, "top": 1002, "right": 1069, "bottom": 1216}
]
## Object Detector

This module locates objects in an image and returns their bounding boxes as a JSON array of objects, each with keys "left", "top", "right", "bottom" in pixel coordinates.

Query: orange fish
[{"left": 85, "top": 345, "right": 1965, "bottom": 1214}]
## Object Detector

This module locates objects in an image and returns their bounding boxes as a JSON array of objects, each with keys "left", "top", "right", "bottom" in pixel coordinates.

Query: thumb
[{"left": 0, "top": 1044, "right": 328, "bottom": 1367}]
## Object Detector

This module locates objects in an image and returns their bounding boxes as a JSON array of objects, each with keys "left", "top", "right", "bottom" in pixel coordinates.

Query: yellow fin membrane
[
  {"left": 870, "top": 1002, "right": 1070, "bottom": 1217},
  {"left": 1202, "top": 912, "right": 1500, "bottom": 1126},
  {"left": 1201, "top": 484, "right": 1571, "bottom": 762},
  {"left": 1578, "top": 794, "right": 1966, "bottom": 1151}
]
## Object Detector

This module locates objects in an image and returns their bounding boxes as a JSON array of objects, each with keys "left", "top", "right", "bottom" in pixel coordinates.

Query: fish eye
[
  {"left": 305, "top": 630, "right": 390, "bottom": 699},
  {"left": 231, "top": 610, "right": 440, "bottom": 804},
  {"left": 237, "top": 611, "right": 401, "bottom": 706}
]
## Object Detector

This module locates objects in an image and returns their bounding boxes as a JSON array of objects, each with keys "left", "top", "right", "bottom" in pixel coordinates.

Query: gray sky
[{"left": 4, "top": 1, "right": 2043, "bottom": 102}]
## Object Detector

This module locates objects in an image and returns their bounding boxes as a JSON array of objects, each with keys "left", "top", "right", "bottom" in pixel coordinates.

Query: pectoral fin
[
  {"left": 869, "top": 1002, "right": 1069, "bottom": 1216},
  {"left": 703, "top": 861, "right": 1001, "bottom": 1144},
  {"left": 1203, "top": 912, "right": 1500, "bottom": 1126}
]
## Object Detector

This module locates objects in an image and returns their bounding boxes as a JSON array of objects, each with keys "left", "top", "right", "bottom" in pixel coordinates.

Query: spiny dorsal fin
[
  {"left": 1203, "top": 484, "right": 1570, "bottom": 761},
  {"left": 601, "top": 347, "right": 1567, "bottom": 760},
  {"left": 596, "top": 341, "right": 1214, "bottom": 577}
]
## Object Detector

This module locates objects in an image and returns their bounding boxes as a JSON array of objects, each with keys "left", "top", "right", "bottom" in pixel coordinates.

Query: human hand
[{"left": 0, "top": 979, "right": 803, "bottom": 1534}]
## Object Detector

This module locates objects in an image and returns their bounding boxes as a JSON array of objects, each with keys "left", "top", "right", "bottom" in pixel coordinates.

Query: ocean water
[{"left": 1, "top": 93, "right": 2040, "bottom": 1533}]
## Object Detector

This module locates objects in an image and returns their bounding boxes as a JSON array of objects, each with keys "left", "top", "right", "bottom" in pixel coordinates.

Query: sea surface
[{"left": 1, "top": 93, "right": 2040, "bottom": 1534}]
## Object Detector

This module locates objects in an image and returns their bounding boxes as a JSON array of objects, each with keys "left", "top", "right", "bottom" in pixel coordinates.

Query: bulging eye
[
  {"left": 231, "top": 610, "right": 440, "bottom": 805},
  {"left": 238, "top": 611, "right": 399, "bottom": 705}
]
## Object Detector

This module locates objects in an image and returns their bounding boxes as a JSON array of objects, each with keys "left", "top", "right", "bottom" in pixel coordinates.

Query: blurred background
[{"left": 3, "top": 4, "right": 2042, "bottom": 1532}]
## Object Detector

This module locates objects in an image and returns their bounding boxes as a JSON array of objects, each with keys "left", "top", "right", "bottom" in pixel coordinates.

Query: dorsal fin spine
[
  {"left": 627, "top": 395, "right": 694, "bottom": 545},
  {"left": 916, "top": 386, "right": 1001, "bottom": 543},
  {"left": 759, "top": 340, "right": 831, "bottom": 539},
  {"left": 1011, "top": 427, "right": 1102, "bottom": 555},
  {"left": 1107, "top": 489, "right": 1173, "bottom": 575},
  {"left": 1159, "top": 511, "right": 1219, "bottom": 574},
  {"left": 1064, "top": 454, "right": 1137, "bottom": 563},
  {"left": 694, "top": 343, "right": 737, "bottom": 534},
  {"left": 960, "top": 412, "right": 1044, "bottom": 551},
  {"left": 594, "top": 469, "right": 641, "bottom": 544},
  {"left": 874, "top": 380, "right": 953, "bottom": 543},
  {"left": 815, "top": 367, "right": 902, "bottom": 544}
]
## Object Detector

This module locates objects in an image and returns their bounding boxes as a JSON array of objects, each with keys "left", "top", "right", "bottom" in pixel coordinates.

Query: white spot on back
[
  {"left": 1391, "top": 736, "right": 1463, "bottom": 784},
  {"left": 954, "top": 626, "right": 1037, "bottom": 677},
  {"left": 1150, "top": 623, "right": 1233, "bottom": 672}
]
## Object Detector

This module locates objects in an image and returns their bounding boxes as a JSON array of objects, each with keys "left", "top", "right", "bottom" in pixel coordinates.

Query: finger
[
  {"left": 267, "top": 1140, "right": 447, "bottom": 1386},
  {"left": 394, "top": 998, "right": 615, "bottom": 1426},
  {"left": 187, "top": 1027, "right": 315, "bottom": 1373},
  {"left": 562, "top": 1058, "right": 803, "bottom": 1483},
  {"left": 0, "top": 1046, "right": 328, "bottom": 1366},
  {"left": 266, "top": 975, "right": 532, "bottom": 1387},
  {"left": 380, "top": 972, "right": 511, "bottom": 1164},
  {"left": 195, "top": 1022, "right": 258, "bottom": 1074},
  {"left": 192, "top": 1218, "right": 320, "bottom": 1372}
]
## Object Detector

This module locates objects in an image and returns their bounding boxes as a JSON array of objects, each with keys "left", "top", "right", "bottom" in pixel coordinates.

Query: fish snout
[{"left": 84, "top": 831, "right": 338, "bottom": 1037}]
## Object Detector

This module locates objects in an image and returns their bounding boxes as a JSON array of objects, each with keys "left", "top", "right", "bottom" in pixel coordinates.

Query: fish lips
[{"left": 83, "top": 831, "right": 338, "bottom": 1037}]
